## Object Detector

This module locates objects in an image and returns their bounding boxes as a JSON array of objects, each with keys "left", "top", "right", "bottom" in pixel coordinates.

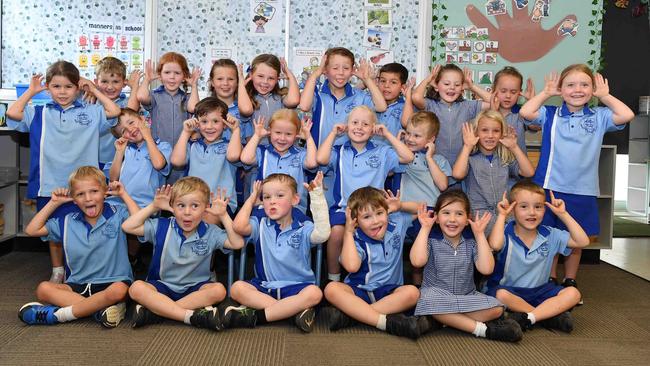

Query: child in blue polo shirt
[
  {"left": 6, "top": 61, "right": 120, "bottom": 284},
  {"left": 316, "top": 105, "right": 413, "bottom": 282},
  {"left": 239, "top": 108, "right": 317, "bottom": 213},
  {"left": 486, "top": 180, "right": 590, "bottom": 333},
  {"left": 94, "top": 56, "right": 142, "bottom": 169},
  {"left": 324, "top": 187, "right": 431, "bottom": 339},
  {"left": 519, "top": 64, "right": 634, "bottom": 293},
  {"left": 122, "top": 176, "right": 245, "bottom": 330},
  {"left": 19, "top": 166, "right": 139, "bottom": 328},
  {"left": 170, "top": 97, "right": 242, "bottom": 221},
  {"left": 224, "top": 172, "right": 330, "bottom": 333},
  {"left": 373, "top": 62, "right": 410, "bottom": 145}
]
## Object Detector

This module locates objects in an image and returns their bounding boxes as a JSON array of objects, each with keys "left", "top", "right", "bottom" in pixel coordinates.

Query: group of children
[{"left": 7, "top": 45, "right": 634, "bottom": 342}]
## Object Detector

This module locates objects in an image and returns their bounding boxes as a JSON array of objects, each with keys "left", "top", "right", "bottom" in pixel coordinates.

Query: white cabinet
[
  {"left": 626, "top": 114, "right": 650, "bottom": 221},
  {"left": 0, "top": 130, "right": 20, "bottom": 243}
]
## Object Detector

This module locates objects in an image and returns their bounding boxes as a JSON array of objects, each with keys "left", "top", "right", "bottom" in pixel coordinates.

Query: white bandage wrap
[{"left": 309, "top": 187, "right": 331, "bottom": 244}]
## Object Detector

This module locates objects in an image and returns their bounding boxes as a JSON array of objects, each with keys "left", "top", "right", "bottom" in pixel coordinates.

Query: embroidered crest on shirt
[
  {"left": 288, "top": 232, "right": 302, "bottom": 249},
  {"left": 389, "top": 233, "right": 401, "bottom": 250},
  {"left": 290, "top": 156, "right": 301, "bottom": 168},
  {"left": 191, "top": 239, "right": 209, "bottom": 256},
  {"left": 345, "top": 102, "right": 359, "bottom": 113},
  {"left": 366, "top": 155, "right": 381, "bottom": 168},
  {"left": 214, "top": 144, "right": 228, "bottom": 154},
  {"left": 390, "top": 108, "right": 402, "bottom": 120},
  {"left": 75, "top": 112, "right": 91, "bottom": 126},
  {"left": 580, "top": 118, "right": 596, "bottom": 134},
  {"left": 538, "top": 243, "right": 550, "bottom": 257},
  {"left": 101, "top": 223, "right": 118, "bottom": 238}
]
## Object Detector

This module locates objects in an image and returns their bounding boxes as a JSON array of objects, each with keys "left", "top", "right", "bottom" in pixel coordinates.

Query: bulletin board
[{"left": 429, "top": 0, "right": 604, "bottom": 93}]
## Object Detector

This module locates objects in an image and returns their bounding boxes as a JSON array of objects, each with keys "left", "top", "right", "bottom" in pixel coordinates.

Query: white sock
[
  {"left": 527, "top": 312, "right": 536, "bottom": 325},
  {"left": 54, "top": 306, "right": 76, "bottom": 323},
  {"left": 376, "top": 314, "right": 387, "bottom": 331},
  {"left": 328, "top": 273, "right": 341, "bottom": 282},
  {"left": 183, "top": 310, "right": 193, "bottom": 325},
  {"left": 473, "top": 321, "right": 487, "bottom": 338}
]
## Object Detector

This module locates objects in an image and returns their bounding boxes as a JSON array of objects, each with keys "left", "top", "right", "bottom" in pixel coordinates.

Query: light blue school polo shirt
[
  {"left": 487, "top": 221, "right": 571, "bottom": 290},
  {"left": 45, "top": 203, "right": 133, "bottom": 284},
  {"left": 223, "top": 101, "right": 252, "bottom": 141},
  {"left": 248, "top": 208, "right": 316, "bottom": 289},
  {"left": 373, "top": 97, "right": 405, "bottom": 146},
  {"left": 394, "top": 150, "right": 451, "bottom": 206},
  {"left": 104, "top": 139, "right": 172, "bottom": 208},
  {"left": 7, "top": 100, "right": 111, "bottom": 198},
  {"left": 345, "top": 211, "right": 412, "bottom": 291},
  {"left": 186, "top": 137, "right": 238, "bottom": 212},
  {"left": 329, "top": 141, "right": 400, "bottom": 208},
  {"left": 424, "top": 99, "right": 482, "bottom": 166},
  {"left": 141, "top": 218, "right": 229, "bottom": 293},
  {"left": 256, "top": 144, "right": 309, "bottom": 213},
  {"left": 531, "top": 103, "right": 623, "bottom": 196},
  {"left": 99, "top": 94, "right": 128, "bottom": 165},
  {"left": 311, "top": 80, "right": 375, "bottom": 147}
]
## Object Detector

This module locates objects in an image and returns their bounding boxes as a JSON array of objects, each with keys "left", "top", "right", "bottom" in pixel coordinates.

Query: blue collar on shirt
[
  {"left": 116, "top": 93, "right": 127, "bottom": 101},
  {"left": 505, "top": 221, "right": 551, "bottom": 254},
  {"left": 388, "top": 96, "right": 405, "bottom": 106},
  {"left": 343, "top": 139, "right": 376, "bottom": 154},
  {"left": 263, "top": 211, "right": 304, "bottom": 236},
  {"left": 196, "top": 136, "right": 227, "bottom": 148},
  {"left": 128, "top": 137, "right": 160, "bottom": 149},
  {"left": 321, "top": 80, "right": 354, "bottom": 99},
  {"left": 510, "top": 104, "right": 522, "bottom": 114},
  {"left": 71, "top": 202, "right": 115, "bottom": 231},
  {"left": 46, "top": 98, "right": 84, "bottom": 111},
  {"left": 153, "top": 85, "right": 186, "bottom": 96},
  {"left": 267, "top": 144, "right": 299, "bottom": 157},
  {"left": 558, "top": 102, "right": 594, "bottom": 117},
  {"left": 355, "top": 222, "right": 396, "bottom": 245},
  {"left": 172, "top": 219, "right": 208, "bottom": 243}
]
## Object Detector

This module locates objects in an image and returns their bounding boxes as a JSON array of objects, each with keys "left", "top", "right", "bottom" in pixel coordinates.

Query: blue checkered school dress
[{"left": 415, "top": 233, "right": 503, "bottom": 315}]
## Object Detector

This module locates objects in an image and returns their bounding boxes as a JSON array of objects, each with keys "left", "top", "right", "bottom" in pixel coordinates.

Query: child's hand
[
  {"left": 238, "top": 63, "right": 251, "bottom": 85},
  {"left": 333, "top": 123, "right": 347, "bottom": 136},
  {"left": 462, "top": 67, "right": 474, "bottom": 90},
  {"left": 373, "top": 124, "right": 388, "bottom": 137},
  {"left": 252, "top": 116, "right": 269, "bottom": 138},
  {"left": 304, "top": 171, "right": 324, "bottom": 192},
  {"left": 462, "top": 122, "right": 479, "bottom": 147},
  {"left": 344, "top": 207, "right": 357, "bottom": 233},
  {"left": 397, "top": 130, "right": 406, "bottom": 142},
  {"left": 425, "top": 141, "right": 436, "bottom": 159},
  {"left": 114, "top": 137, "right": 128, "bottom": 153},
  {"left": 183, "top": 118, "right": 199, "bottom": 133},
  {"left": 28, "top": 73, "right": 46, "bottom": 94},
  {"left": 499, "top": 126, "right": 518, "bottom": 150},
  {"left": 383, "top": 189, "right": 401, "bottom": 212},
  {"left": 496, "top": 191, "right": 516, "bottom": 217},
  {"left": 152, "top": 185, "right": 172, "bottom": 212},
  {"left": 542, "top": 72, "right": 561, "bottom": 97},
  {"left": 279, "top": 57, "right": 290, "bottom": 79},
  {"left": 138, "top": 118, "right": 153, "bottom": 140},
  {"left": 144, "top": 59, "right": 159, "bottom": 81},
  {"left": 490, "top": 92, "right": 500, "bottom": 112},
  {"left": 82, "top": 88, "right": 98, "bottom": 104},
  {"left": 250, "top": 180, "right": 262, "bottom": 202},
  {"left": 354, "top": 58, "right": 371, "bottom": 81},
  {"left": 545, "top": 191, "right": 567, "bottom": 216},
  {"left": 401, "top": 77, "right": 415, "bottom": 98},
  {"left": 224, "top": 114, "right": 240, "bottom": 131},
  {"left": 417, "top": 203, "right": 436, "bottom": 228},
  {"left": 314, "top": 54, "right": 327, "bottom": 77},
  {"left": 50, "top": 188, "right": 73, "bottom": 205},
  {"left": 593, "top": 73, "right": 610, "bottom": 99},
  {"left": 107, "top": 181, "right": 125, "bottom": 197},
  {"left": 206, "top": 187, "right": 230, "bottom": 218},
  {"left": 468, "top": 211, "right": 492, "bottom": 236},
  {"left": 186, "top": 67, "right": 202, "bottom": 86},
  {"left": 127, "top": 69, "right": 142, "bottom": 89},
  {"left": 521, "top": 78, "right": 535, "bottom": 101},
  {"left": 298, "top": 116, "right": 313, "bottom": 140},
  {"left": 78, "top": 77, "right": 97, "bottom": 94},
  {"left": 427, "top": 65, "right": 441, "bottom": 85}
]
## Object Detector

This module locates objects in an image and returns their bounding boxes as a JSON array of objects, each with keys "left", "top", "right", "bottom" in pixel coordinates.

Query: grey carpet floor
[{"left": 0, "top": 251, "right": 648, "bottom": 366}]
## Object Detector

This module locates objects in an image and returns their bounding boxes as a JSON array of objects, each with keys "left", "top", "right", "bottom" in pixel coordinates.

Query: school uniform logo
[
  {"left": 288, "top": 232, "right": 302, "bottom": 249},
  {"left": 214, "top": 143, "right": 228, "bottom": 154},
  {"left": 74, "top": 112, "right": 91, "bottom": 126},
  {"left": 191, "top": 239, "right": 209, "bottom": 256},
  {"left": 366, "top": 155, "right": 381, "bottom": 168},
  {"left": 101, "top": 223, "right": 119, "bottom": 238},
  {"left": 580, "top": 118, "right": 596, "bottom": 134},
  {"left": 345, "top": 102, "right": 359, "bottom": 114},
  {"left": 389, "top": 234, "right": 401, "bottom": 250},
  {"left": 538, "top": 243, "right": 550, "bottom": 257},
  {"left": 290, "top": 156, "right": 302, "bottom": 168},
  {"left": 390, "top": 108, "right": 402, "bottom": 120}
]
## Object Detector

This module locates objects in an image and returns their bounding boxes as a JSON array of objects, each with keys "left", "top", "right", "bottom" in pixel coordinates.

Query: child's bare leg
[
  {"left": 129, "top": 280, "right": 187, "bottom": 322},
  {"left": 325, "top": 282, "right": 383, "bottom": 326},
  {"left": 175, "top": 283, "right": 226, "bottom": 310},
  {"left": 462, "top": 307, "right": 503, "bottom": 322},
  {"left": 230, "top": 281, "right": 277, "bottom": 309},
  {"left": 495, "top": 289, "right": 535, "bottom": 313},
  {"left": 326, "top": 225, "right": 344, "bottom": 278},
  {"left": 36, "top": 281, "right": 128, "bottom": 318},
  {"left": 231, "top": 281, "right": 321, "bottom": 321},
  {"left": 369, "top": 285, "right": 419, "bottom": 315},
  {"left": 528, "top": 287, "right": 580, "bottom": 321},
  {"left": 433, "top": 313, "right": 480, "bottom": 333}
]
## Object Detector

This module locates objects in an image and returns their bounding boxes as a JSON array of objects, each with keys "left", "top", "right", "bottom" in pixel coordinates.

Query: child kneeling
[
  {"left": 122, "top": 177, "right": 244, "bottom": 330},
  {"left": 19, "top": 166, "right": 139, "bottom": 328},
  {"left": 225, "top": 172, "right": 330, "bottom": 333}
]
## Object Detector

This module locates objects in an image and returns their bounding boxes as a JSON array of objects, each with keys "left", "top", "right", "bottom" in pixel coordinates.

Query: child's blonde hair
[
  {"left": 347, "top": 105, "right": 377, "bottom": 125},
  {"left": 95, "top": 56, "right": 127, "bottom": 80},
  {"left": 558, "top": 64, "right": 595, "bottom": 89},
  {"left": 509, "top": 179, "right": 546, "bottom": 201},
  {"left": 262, "top": 173, "right": 298, "bottom": 195},
  {"left": 170, "top": 177, "right": 210, "bottom": 205},
  {"left": 269, "top": 109, "right": 301, "bottom": 133},
  {"left": 68, "top": 166, "right": 107, "bottom": 193},
  {"left": 472, "top": 109, "right": 515, "bottom": 165},
  {"left": 347, "top": 187, "right": 388, "bottom": 220},
  {"left": 408, "top": 111, "right": 440, "bottom": 139}
]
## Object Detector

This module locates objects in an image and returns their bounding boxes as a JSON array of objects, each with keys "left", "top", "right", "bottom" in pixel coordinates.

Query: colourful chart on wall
[{"left": 430, "top": 0, "right": 604, "bottom": 94}]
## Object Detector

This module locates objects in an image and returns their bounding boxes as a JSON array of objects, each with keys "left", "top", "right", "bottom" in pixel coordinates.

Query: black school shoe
[
  {"left": 485, "top": 318, "right": 523, "bottom": 342},
  {"left": 562, "top": 278, "right": 584, "bottom": 305},
  {"left": 132, "top": 304, "right": 163, "bottom": 328},
  {"left": 539, "top": 311, "right": 574, "bottom": 333},
  {"left": 416, "top": 315, "right": 442, "bottom": 336},
  {"left": 385, "top": 313, "right": 420, "bottom": 340},
  {"left": 294, "top": 308, "right": 316, "bottom": 333},
  {"left": 507, "top": 312, "right": 533, "bottom": 332},
  {"left": 327, "top": 307, "right": 356, "bottom": 331},
  {"left": 222, "top": 305, "right": 257, "bottom": 329},
  {"left": 189, "top": 307, "right": 223, "bottom": 331}
]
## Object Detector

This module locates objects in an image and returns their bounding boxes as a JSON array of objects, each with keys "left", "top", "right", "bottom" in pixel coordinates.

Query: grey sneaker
[
  {"left": 294, "top": 308, "right": 316, "bottom": 333},
  {"left": 98, "top": 302, "right": 126, "bottom": 328}
]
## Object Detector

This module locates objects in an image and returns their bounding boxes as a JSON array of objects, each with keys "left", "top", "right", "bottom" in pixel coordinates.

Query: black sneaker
[
  {"left": 549, "top": 277, "right": 558, "bottom": 285},
  {"left": 385, "top": 313, "right": 420, "bottom": 340},
  {"left": 132, "top": 304, "right": 163, "bottom": 328},
  {"left": 189, "top": 307, "right": 223, "bottom": 331},
  {"left": 294, "top": 308, "right": 316, "bottom": 333},
  {"left": 562, "top": 278, "right": 583, "bottom": 305},
  {"left": 328, "top": 307, "right": 355, "bottom": 331},
  {"left": 485, "top": 318, "right": 523, "bottom": 342},
  {"left": 540, "top": 311, "right": 574, "bottom": 333},
  {"left": 222, "top": 305, "right": 257, "bottom": 329},
  {"left": 415, "top": 315, "right": 441, "bottom": 336},
  {"left": 507, "top": 312, "right": 533, "bottom": 332}
]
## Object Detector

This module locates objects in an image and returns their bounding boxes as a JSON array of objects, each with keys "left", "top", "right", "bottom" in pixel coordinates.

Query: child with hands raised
[
  {"left": 452, "top": 110, "right": 535, "bottom": 235},
  {"left": 519, "top": 64, "right": 634, "bottom": 293},
  {"left": 486, "top": 181, "right": 590, "bottom": 333},
  {"left": 410, "top": 191, "right": 523, "bottom": 342},
  {"left": 122, "top": 178, "right": 244, "bottom": 331}
]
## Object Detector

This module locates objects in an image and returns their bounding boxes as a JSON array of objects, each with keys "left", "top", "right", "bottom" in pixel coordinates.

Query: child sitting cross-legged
[
  {"left": 224, "top": 172, "right": 330, "bottom": 333},
  {"left": 122, "top": 177, "right": 245, "bottom": 331}
]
